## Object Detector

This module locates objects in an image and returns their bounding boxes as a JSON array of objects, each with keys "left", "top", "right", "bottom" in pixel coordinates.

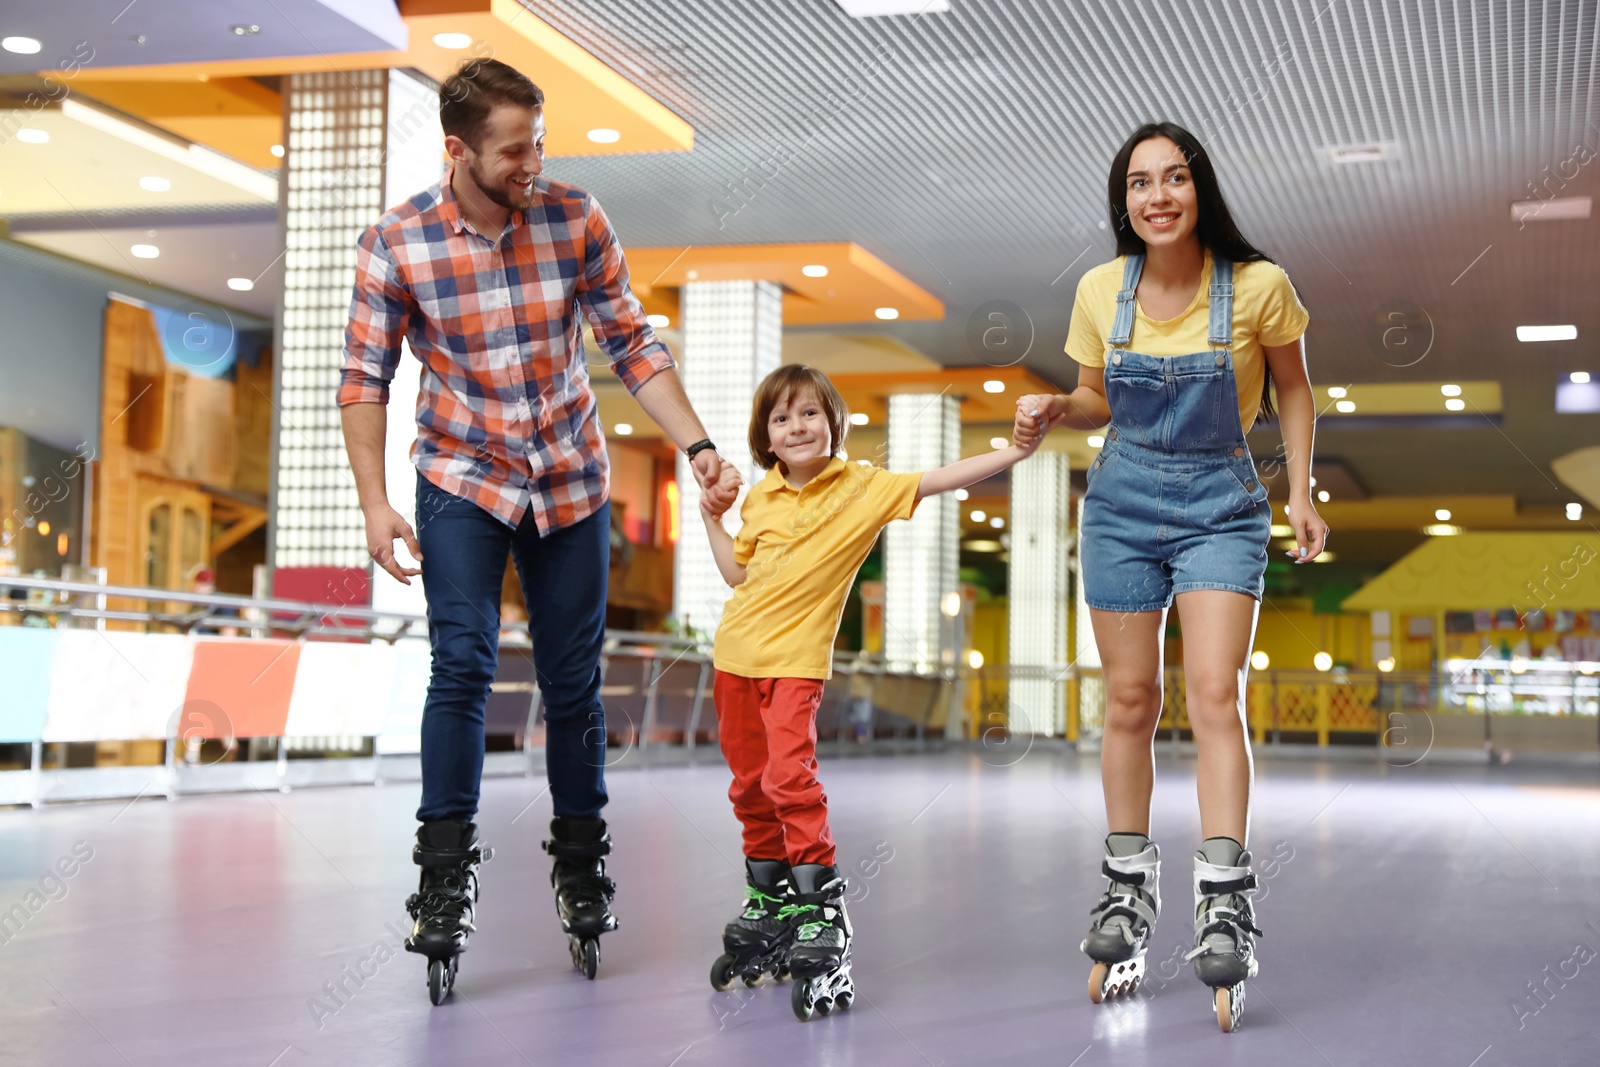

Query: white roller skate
[
  {"left": 1184, "top": 836, "right": 1262, "bottom": 1032},
  {"left": 1081, "top": 833, "right": 1160, "bottom": 1003}
]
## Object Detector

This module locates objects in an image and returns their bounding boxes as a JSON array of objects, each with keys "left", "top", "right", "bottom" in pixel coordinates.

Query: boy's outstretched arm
[
  {"left": 701, "top": 461, "right": 747, "bottom": 587},
  {"left": 915, "top": 440, "right": 1038, "bottom": 501}
]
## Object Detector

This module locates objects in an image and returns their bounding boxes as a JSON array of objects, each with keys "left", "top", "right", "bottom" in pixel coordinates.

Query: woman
[{"left": 1015, "top": 122, "right": 1328, "bottom": 1032}]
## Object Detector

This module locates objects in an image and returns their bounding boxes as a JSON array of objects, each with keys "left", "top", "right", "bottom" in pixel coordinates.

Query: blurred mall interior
[{"left": 0, "top": 2, "right": 1597, "bottom": 1065}]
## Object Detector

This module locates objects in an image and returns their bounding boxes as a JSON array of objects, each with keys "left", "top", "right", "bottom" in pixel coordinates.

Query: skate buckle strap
[
  {"left": 1197, "top": 872, "right": 1257, "bottom": 896},
  {"left": 1101, "top": 860, "right": 1151, "bottom": 887},
  {"left": 414, "top": 843, "right": 493, "bottom": 868},
  {"left": 543, "top": 834, "right": 612, "bottom": 860}
]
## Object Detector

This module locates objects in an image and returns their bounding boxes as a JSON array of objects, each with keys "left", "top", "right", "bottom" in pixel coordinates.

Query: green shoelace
[
  {"left": 741, "top": 886, "right": 784, "bottom": 920},
  {"left": 777, "top": 902, "right": 826, "bottom": 940}
]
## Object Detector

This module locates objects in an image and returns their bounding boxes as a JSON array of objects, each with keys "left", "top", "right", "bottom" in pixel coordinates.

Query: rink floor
[{"left": 3, "top": 745, "right": 1597, "bottom": 1067}]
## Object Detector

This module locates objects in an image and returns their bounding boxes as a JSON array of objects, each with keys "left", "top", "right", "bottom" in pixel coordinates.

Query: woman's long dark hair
[{"left": 1107, "top": 122, "right": 1279, "bottom": 421}]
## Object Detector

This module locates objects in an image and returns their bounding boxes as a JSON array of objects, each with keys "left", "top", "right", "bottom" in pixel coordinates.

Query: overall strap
[
  {"left": 1108, "top": 254, "right": 1144, "bottom": 348},
  {"left": 1208, "top": 257, "right": 1235, "bottom": 348}
]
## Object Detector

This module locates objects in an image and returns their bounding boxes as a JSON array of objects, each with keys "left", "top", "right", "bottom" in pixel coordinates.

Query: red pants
[{"left": 713, "top": 672, "right": 836, "bottom": 867}]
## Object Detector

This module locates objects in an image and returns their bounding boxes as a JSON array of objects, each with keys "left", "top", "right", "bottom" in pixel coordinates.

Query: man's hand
[
  {"left": 700, "top": 460, "right": 742, "bottom": 521},
  {"left": 364, "top": 504, "right": 423, "bottom": 585},
  {"left": 689, "top": 447, "right": 724, "bottom": 490}
]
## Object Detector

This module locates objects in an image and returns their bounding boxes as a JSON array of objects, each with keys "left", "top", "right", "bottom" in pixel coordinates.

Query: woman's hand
[
  {"left": 1286, "top": 494, "right": 1329, "bottom": 563},
  {"left": 1013, "top": 394, "right": 1064, "bottom": 450}
]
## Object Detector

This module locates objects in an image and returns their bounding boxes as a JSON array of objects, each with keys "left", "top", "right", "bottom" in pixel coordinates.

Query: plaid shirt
[{"left": 339, "top": 168, "right": 674, "bottom": 531}]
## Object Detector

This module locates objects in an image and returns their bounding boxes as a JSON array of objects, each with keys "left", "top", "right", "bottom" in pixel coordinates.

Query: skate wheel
[
  {"left": 816, "top": 997, "right": 833, "bottom": 1016},
  {"left": 1216, "top": 987, "right": 1234, "bottom": 1033},
  {"left": 791, "top": 979, "right": 816, "bottom": 1022},
  {"left": 1088, "top": 962, "right": 1108, "bottom": 1005},
  {"left": 710, "top": 954, "right": 736, "bottom": 992},
  {"left": 742, "top": 972, "right": 763, "bottom": 988},
  {"left": 427, "top": 958, "right": 449, "bottom": 1005},
  {"left": 580, "top": 938, "right": 600, "bottom": 981},
  {"left": 835, "top": 991, "right": 853, "bottom": 1011}
]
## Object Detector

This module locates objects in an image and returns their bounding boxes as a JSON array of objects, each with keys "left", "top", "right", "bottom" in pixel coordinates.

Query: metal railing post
[{"left": 686, "top": 659, "right": 709, "bottom": 759}]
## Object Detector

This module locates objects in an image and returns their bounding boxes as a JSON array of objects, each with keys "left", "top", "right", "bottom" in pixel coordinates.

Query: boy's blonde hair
[{"left": 747, "top": 365, "right": 850, "bottom": 471}]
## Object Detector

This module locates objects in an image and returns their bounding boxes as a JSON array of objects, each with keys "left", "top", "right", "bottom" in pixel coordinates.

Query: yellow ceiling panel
[
  {"left": 1343, "top": 532, "right": 1600, "bottom": 612},
  {"left": 1317, "top": 380, "right": 1502, "bottom": 416}
]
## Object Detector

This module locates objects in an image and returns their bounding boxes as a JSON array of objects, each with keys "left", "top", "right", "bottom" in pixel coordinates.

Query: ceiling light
[
  {"left": 962, "top": 539, "right": 1003, "bottom": 553},
  {"left": 1517, "top": 325, "right": 1577, "bottom": 342},
  {"left": 230, "top": 24, "right": 260, "bottom": 36},
  {"left": 875, "top": 307, "right": 899, "bottom": 320},
  {"left": 614, "top": 423, "right": 633, "bottom": 436},
  {"left": 2, "top": 36, "right": 43, "bottom": 55},
  {"left": 955, "top": 489, "right": 968, "bottom": 501},
  {"left": 1250, "top": 651, "right": 1270, "bottom": 670},
  {"left": 834, "top": 0, "right": 951, "bottom": 15},
  {"left": 970, "top": 510, "right": 987, "bottom": 523},
  {"left": 270, "top": 144, "right": 285, "bottom": 158},
  {"left": 983, "top": 380, "right": 1005, "bottom": 393},
  {"left": 1317, "top": 490, "right": 1330, "bottom": 503},
  {"left": 1434, "top": 508, "right": 1452, "bottom": 521},
  {"left": 226, "top": 277, "right": 254, "bottom": 291},
  {"left": 1327, "top": 386, "right": 1347, "bottom": 398},
  {"left": 941, "top": 592, "right": 962, "bottom": 617},
  {"left": 60, "top": 98, "right": 276, "bottom": 201},
  {"left": 1087, "top": 434, "right": 1105, "bottom": 448},
  {"left": 1441, "top": 384, "right": 1461, "bottom": 397},
  {"left": 1309, "top": 476, "right": 1318, "bottom": 487},
  {"left": 1328, "top": 144, "right": 1388, "bottom": 164},
  {"left": 130, "top": 244, "right": 160, "bottom": 259},
  {"left": 1567, "top": 503, "right": 1583, "bottom": 521},
  {"left": 988, "top": 437, "right": 1007, "bottom": 449},
  {"left": 1572, "top": 372, "right": 1592, "bottom": 384},
  {"left": 1377, "top": 658, "right": 1395, "bottom": 672},
  {"left": 1313, "top": 652, "right": 1333, "bottom": 671},
  {"left": 989, "top": 516, "right": 1004, "bottom": 529},
  {"left": 849, "top": 412, "right": 869, "bottom": 426},
  {"left": 139, "top": 176, "right": 172, "bottom": 192},
  {"left": 1445, "top": 398, "right": 1465, "bottom": 411},
  {"left": 801, "top": 264, "right": 829, "bottom": 278},
  {"left": 586, "top": 128, "right": 621, "bottom": 144},
  {"left": 1424, "top": 523, "right": 1462, "bottom": 536},
  {"left": 1335, "top": 400, "right": 1356, "bottom": 413},
  {"left": 1270, "top": 524, "right": 1293, "bottom": 537},
  {"left": 16, "top": 128, "right": 48, "bottom": 144},
  {"left": 432, "top": 32, "right": 473, "bottom": 49},
  {"left": 968, "top": 649, "right": 984, "bottom": 670},
  {"left": 1511, "top": 196, "right": 1591, "bottom": 222},
  {"left": 646, "top": 313, "right": 670, "bottom": 328}
]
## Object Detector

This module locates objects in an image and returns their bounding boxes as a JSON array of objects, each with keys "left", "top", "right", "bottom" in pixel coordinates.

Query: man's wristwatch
[{"left": 685, "top": 439, "right": 718, "bottom": 461}]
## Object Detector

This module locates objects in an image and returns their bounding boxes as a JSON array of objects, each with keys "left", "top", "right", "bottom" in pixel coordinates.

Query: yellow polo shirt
[
  {"left": 1064, "top": 252, "right": 1309, "bottom": 433},
  {"left": 713, "top": 458, "right": 922, "bottom": 680}
]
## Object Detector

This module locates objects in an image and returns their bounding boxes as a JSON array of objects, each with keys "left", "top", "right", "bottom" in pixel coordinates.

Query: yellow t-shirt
[
  {"left": 713, "top": 458, "right": 922, "bottom": 680},
  {"left": 1064, "top": 252, "right": 1309, "bottom": 432}
]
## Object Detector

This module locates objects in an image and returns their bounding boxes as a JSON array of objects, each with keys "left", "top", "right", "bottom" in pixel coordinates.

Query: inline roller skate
[
  {"left": 1081, "top": 833, "right": 1161, "bottom": 1004},
  {"left": 543, "top": 816, "right": 618, "bottom": 980},
  {"left": 404, "top": 820, "right": 493, "bottom": 1005},
  {"left": 710, "top": 858, "right": 794, "bottom": 990}
]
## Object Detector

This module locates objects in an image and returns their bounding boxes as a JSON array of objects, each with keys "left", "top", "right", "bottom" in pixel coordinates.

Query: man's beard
[{"left": 468, "top": 158, "right": 533, "bottom": 212}]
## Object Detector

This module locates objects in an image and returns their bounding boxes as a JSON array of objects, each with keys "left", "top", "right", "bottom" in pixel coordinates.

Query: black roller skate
[
  {"left": 782, "top": 864, "right": 854, "bottom": 1021},
  {"left": 543, "top": 816, "right": 618, "bottom": 980},
  {"left": 710, "top": 858, "right": 794, "bottom": 991},
  {"left": 1183, "top": 836, "right": 1262, "bottom": 1032},
  {"left": 404, "top": 820, "right": 493, "bottom": 1006},
  {"left": 1082, "top": 832, "right": 1161, "bottom": 1004}
]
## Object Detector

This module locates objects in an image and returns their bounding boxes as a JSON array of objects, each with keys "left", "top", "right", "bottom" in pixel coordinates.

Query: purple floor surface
[{"left": 2, "top": 747, "right": 1596, "bottom": 1066}]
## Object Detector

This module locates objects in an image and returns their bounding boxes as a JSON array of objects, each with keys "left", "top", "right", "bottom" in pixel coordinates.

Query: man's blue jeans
[{"left": 414, "top": 473, "right": 608, "bottom": 822}]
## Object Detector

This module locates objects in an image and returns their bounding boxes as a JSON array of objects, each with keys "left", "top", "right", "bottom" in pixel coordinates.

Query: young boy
[{"left": 700, "top": 364, "right": 1038, "bottom": 1021}]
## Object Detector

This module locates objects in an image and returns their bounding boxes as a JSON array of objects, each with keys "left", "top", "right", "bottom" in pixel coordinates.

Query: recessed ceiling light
[
  {"left": 1435, "top": 509, "right": 1452, "bottom": 521},
  {"left": 1327, "top": 143, "right": 1391, "bottom": 164},
  {"left": 614, "top": 423, "right": 633, "bottom": 436},
  {"left": 1313, "top": 652, "right": 1333, "bottom": 671},
  {"left": 1424, "top": 523, "right": 1462, "bottom": 536},
  {"left": 1087, "top": 434, "right": 1105, "bottom": 448},
  {"left": 432, "top": 32, "right": 473, "bottom": 49},
  {"left": 955, "top": 489, "right": 968, "bottom": 501},
  {"left": 962, "top": 539, "right": 1003, "bottom": 553},
  {"left": 1440, "top": 383, "right": 1461, "bottom": 396},
  {"left": 131, "top": 244, "right": 160, "bottom": 259},
  {"left": 849, "top": 412, "right": 869, "bottom": 426},
  {"left": 16, "top": 128, "right": 48, "bottom": 144},
  {"left": 2, "top": 36, "right": 42, "bottom": 55},
  {"left": 874, "top": 307, "right": 899, "bottom": 320},
  {"left": 139, "top": 176, "right": 171, "bottom": 192},
  {"left": 988, "top": 437, "right": 1007, "bottom": 449},
  {"left": 646, "top": 313, "right": 670, "bottom": 328},
  {"left": 983, "top": 380, "right": 1005, "bottom": 393},
  {"left": 970, "top": 510, "right": 986, "bottom": 523},
  {"left": 1572, "top": 372, "right": 1592, "bottom": 384},
  {"left": 1317, "top": 490, "right": 1330, "bottom": 502},
  {"left": 1309, "top": 476, "right": 1317, "bottom": 487},
  {"left": 1445, "top": 398, "right": 1465, "bottom": 411},
  {"left": 227, "top": 277, "right": 254, "bottom": 291},
  {"left": 801, "top": 264, "right": 829, "bottom": 278},
  {"left": 833, "top": 0, "right": 950, "bottom": 15},
  {"left": 1567, "top": 503, "right": 1583, "bottom": 521},
  {"left": 270, "top": 144, "right": 285, "bottom": 158},
  {"left": 1335, "top": 400, "right": 1356, "bottom": 413},
  {"left": 230, "top": 24, "right": 260, "bottom": 36},
  {"left": 586, "top": 128, "right": 621, "bottom": 144},
  {"left": 990, "top": 516, "right": 1004, "bottom": 529},
  {"left": 1327, "top": 386, "right": 1347, "bottom": 398},
  {"left": 1517, "top": 325, "right": 1577, "bottom": 342},
  {"left": 1511, "top": 196, "right": 1591, "bottom": 222}
]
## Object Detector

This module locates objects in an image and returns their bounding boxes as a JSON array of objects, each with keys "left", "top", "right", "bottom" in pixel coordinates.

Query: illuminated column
[
  {"left": 884, "top": 393, "right": 959, "bottom": 671},
  {"left": 1074, "top": 496, "right": 1104, "bottom": 743},
  {"left": 1008, "top": 451, "right": 1071, "bottom": 736},
  {"left": 271, "top": 69, "right": 444, "bottom": 613},
  {"left": 673, "top": 280, "right": 781, "bottom": 636}
]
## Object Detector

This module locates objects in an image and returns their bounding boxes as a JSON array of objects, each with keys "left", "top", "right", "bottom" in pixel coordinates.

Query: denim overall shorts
[{"left": 1079, "top": 255, "right": 1272, "bottom": 613}]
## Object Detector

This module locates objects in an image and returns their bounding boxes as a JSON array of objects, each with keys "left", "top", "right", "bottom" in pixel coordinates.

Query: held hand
[
  {"left": 700, "top": 460, "right": 741, "bottom": 520},
  {"left": 364, "top": 504, "right": 423, "bottom": 585},
  {"left": 1286, "top": 496, "right": 1330, "bottom": 564},
  {"left": 689, "top": 447, "right": 730, "bottom": 492},
  {"left": 1013, "top": 394, "right": 1061, "bottom": 450}
]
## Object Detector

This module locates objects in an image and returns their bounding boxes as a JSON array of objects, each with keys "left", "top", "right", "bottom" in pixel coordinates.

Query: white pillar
[
  {"left": 1008, "top": 451, "right": 1071, "bottom": 736},
  {"left": 1073, "top": 495, "right": 1104, "bottom": 742},
  {"left": 673, "top": 280, "right": 781, "bottom": 637},
  {"left": 883, "top": 393, "right": 959, "bottom": 672}
]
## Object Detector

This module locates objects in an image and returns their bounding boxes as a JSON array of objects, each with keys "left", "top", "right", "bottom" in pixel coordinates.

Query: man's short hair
[{"left": 439, "top": 58, "right": 544, "bottom": 149}]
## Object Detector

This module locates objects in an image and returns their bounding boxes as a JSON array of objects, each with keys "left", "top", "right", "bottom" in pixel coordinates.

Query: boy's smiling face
[{"left": 767, "top": 386, "right": 833, "bottom": 475}]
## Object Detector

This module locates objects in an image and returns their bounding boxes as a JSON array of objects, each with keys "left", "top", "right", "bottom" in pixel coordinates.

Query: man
[{"left": 339, "top": 58, "right": 736, "bottom": 997}]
